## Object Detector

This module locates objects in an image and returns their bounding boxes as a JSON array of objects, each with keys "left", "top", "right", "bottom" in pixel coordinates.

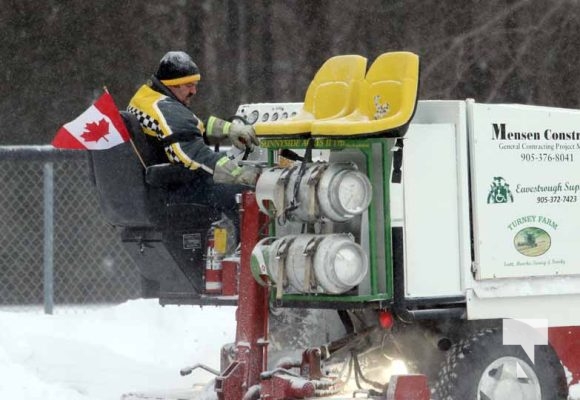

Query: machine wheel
[{"left": 431, "top": 328, "right": 568, "bottom": 400}]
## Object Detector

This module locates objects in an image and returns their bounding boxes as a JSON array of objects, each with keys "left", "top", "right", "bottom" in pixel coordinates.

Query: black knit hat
[{"left": 155, "top": 51, "right": 201, "bottom": 86}]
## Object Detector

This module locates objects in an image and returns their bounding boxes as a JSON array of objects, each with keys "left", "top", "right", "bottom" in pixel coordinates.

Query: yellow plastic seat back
[
  {"left": 254, "top": 55, "right": 367, "bottom": 137},
  {"left": 311, "top": 52, "right": 420, "bottom": 137}
]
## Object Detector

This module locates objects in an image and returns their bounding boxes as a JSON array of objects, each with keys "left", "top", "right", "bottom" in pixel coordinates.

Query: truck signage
[{"left": 470, "top": 103, "right": 580, "bottom": 279}]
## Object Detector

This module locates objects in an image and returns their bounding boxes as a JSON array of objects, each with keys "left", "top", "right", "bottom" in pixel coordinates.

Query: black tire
[{"left": 431, "top": 328, "right": 568, "bottom": 400}]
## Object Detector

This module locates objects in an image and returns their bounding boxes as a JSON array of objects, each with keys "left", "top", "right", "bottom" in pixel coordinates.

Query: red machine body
[
  {"left": 214, "top": 192, "right": 430, "bottom": 400},
  {"left": 215, "top": 192, "right": 270, "bottom": 400}
]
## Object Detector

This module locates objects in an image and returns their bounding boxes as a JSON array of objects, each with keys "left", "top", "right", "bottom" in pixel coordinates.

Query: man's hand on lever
[{"left": 205, "top": 116, "right": 259, "bottom": 151}]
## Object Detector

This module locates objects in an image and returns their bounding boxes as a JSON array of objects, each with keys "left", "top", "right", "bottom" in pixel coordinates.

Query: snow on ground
[
  {"left": 1, "top": 299, "right": 579, "bottom": 400},
  {"left": 0, "top": 300, "right": 235, "bottom": 400}
]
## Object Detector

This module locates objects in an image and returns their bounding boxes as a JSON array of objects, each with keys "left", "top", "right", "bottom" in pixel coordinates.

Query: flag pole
[
  {"left": 103, "top": 86, "right": 147, "bottom": 169},
  {"left": 129, "top": 139, "right": 148, "bottom": 169}
]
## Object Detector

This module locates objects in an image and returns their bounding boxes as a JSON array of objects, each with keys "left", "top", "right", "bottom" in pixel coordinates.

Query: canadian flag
[{"left": 52, "top": 92, "right": 131, "bottom": 150}]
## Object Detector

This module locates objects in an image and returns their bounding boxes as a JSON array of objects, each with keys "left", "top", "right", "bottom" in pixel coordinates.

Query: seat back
[
  {"left": 310, "top": 51, "right": 419, "bottom": 137},
  {"left": 361, "top": 51, "right": 419, "bottom": 134},
  {"left": 254, "top": 54, "right": 367, "bottom": 137},
  {"left": 88, "top": 111, "right": 160, "bottom": 227},
  {"left": 303, "top": 54, "right": 368, "bottom": 120}
]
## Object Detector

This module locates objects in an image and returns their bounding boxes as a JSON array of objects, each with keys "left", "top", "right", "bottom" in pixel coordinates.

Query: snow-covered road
[{"left": 0, "top": 300, "right": 578, "bottom": 400}]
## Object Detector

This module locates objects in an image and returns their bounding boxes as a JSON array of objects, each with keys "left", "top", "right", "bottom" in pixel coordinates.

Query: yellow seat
[
  {"left": 311, "top": 52, "right": 419, "bottom": 137},
  {"left": 254, "top": 55, "right": 367, "bottom": 137}
]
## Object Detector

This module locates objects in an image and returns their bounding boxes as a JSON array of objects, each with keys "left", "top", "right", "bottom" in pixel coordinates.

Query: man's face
[{"left": 169, "top": 82, "right": 198, "bottom": 106}]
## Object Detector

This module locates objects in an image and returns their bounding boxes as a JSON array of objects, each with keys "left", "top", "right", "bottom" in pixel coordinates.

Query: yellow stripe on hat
[{"left": 160, "top": 74, "right": 201, "bottom": 86}]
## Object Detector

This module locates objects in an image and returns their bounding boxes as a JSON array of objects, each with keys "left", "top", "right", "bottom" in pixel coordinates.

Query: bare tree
[{"left": 2, "top": 0, "right": 580, "bottom": 144}]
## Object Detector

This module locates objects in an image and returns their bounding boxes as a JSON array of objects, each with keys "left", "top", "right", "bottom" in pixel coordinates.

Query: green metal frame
[{"left": 259, "top": 137, "right": 396, "bottom": 306}]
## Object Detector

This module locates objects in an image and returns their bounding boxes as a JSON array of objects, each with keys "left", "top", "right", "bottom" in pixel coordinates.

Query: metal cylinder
[
  {"left": 262, "top": 234, "right": 368, "bottom": 294},
  {"left": 317, "top": 162, "right": 373, "bottom": 222},
  {"left": 255, "top": 162, "right": 372, "bottom": 222}
]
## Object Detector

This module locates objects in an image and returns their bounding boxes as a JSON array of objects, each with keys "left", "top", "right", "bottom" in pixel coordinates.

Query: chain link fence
[{"left": 0, "top": 146, "right": 141, "bottom": 309}]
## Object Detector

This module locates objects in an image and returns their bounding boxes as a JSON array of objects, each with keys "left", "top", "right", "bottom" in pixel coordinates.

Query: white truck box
[{"left": 401, "top": 100, "right": 580, "bottom": 326}]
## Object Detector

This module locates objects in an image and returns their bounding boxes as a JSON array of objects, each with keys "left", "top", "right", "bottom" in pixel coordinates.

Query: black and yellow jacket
[{"left": 127, "top": 77, "right": 223, "bottom": 171}]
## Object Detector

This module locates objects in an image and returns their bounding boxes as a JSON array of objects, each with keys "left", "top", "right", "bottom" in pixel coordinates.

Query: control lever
[{"left": 279, "top": 149, "right": 304, "bottom": 162}]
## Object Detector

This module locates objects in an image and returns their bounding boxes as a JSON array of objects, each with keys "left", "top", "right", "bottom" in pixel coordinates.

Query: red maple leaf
[{"left": 81, "top": 118, "right": 110, "bottom": 143}]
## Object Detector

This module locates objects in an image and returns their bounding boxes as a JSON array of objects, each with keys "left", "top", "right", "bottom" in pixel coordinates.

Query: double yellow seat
[
  {"left": 254, "top": 55, "right": 368, "bottom": 137},
  {"left": 254, "top": 51, "right": 420, "bottom": 139},
  {"left": 312, "top": 52, "right": 420, "bottom": 138}
]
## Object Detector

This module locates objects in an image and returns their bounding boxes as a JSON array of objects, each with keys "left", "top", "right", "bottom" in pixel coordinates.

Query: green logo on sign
[
  {"left": 514, "top": 227, "right": 551, "bottom": 257},
  {"left": 487, "top": 177, "right": 514, "bottom": 204}
]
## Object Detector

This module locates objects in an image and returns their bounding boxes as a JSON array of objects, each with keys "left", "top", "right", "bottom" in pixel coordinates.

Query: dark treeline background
[{"left": 3, "top": 0, "right": 580, "bottom": 144}]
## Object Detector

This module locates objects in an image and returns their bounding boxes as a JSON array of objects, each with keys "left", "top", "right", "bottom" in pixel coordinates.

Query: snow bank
[{"left": 0, "top": 300, "right": 236, "bottom": 400}]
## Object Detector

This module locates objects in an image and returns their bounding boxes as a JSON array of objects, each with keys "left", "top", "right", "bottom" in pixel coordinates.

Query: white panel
[
  {"left": 467, "top": 289, "right": 580, "bottom": 327},
  {"left": 409, "top": 100, "right": 473, "bottom": 294},
  {"left": 403, "top": 123, "right": 462, "bottom": 297},
  {"left": 235, "top": 102, "right": 303, "bottom": 124},
  {"left": 469, "top": 103, "right": 580, "bottom": 280}
]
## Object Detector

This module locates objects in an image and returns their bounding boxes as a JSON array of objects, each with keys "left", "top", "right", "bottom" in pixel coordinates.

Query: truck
[{"left": 90, "top": 51, "right": 580, "bottom": 399}]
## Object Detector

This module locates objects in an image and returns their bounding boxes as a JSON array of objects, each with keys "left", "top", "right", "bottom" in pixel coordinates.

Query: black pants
[{"left": 170, "top": 172, "right": 248, "bottom": 238}]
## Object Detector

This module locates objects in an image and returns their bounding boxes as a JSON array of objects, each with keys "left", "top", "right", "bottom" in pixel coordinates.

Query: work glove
[
  {"left": 205, "top": 116, "right": 260, "bottom": 151},
  {"left": 213, "top": 156, "right": 258, "bottom": 186}
]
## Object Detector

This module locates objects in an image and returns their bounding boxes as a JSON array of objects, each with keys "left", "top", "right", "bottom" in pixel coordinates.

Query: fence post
[{"left": 43, "top": 162, "right": 54, "bottom": 314}]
